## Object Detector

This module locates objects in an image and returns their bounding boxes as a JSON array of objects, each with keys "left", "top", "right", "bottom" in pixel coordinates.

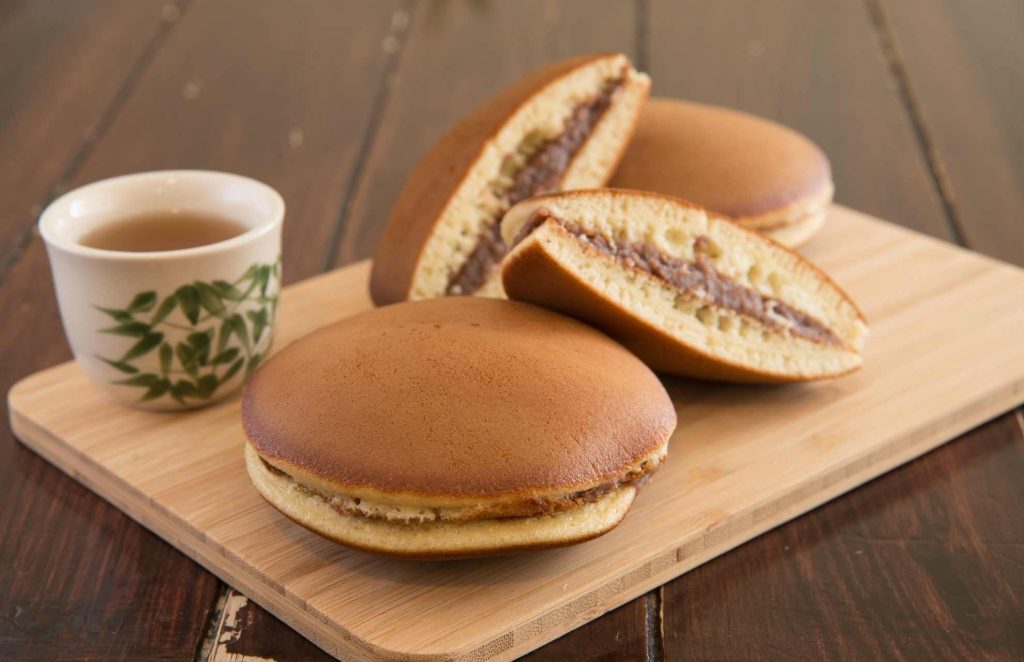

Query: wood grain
[
  {"left": 10, "top": 207, "right": 1024, "bottom": 661},
  {"left": 204, "top": 588, "right": 330, "bottom": 661},
  {"left": 0, "top": 2, "right": 406, "bottom": 659},
  {"left": 522, "top": 596, "right": 655, "bottom": 662},
  {"left": 0, "top": 0, "right": 173, "bottom": 271},
  {"left": 0, "top": 250, "right": 222, "bottom": 661},
  {"left": 2, "top": 2, "right": 1022, "bottom": 658},
  {"left": 202, "top": 587, "right": 655, "bottom": 661},
  {"left": 645, "top": 0, "right": 952, "bottom": 240},
  {"left": 875, "top": 0, "right": 1024, "bottom": 266},
  {"left": 331, "top": 0, "right": 639, "bottom": 266},
  {"left": 643, "top": 3, "right": 1024, "bottom": 660},
  {"left": 0, "top": 439, "right": 221, "bottom": 661},
  {"left": 0, "top": 4, "right": 223, "bottom": 660},
  {"left": 663, "top": 411, "right": 1024, "bottom": 660},
  {"left": 63, "top": 0, "right": 405, "bottom": 283}
]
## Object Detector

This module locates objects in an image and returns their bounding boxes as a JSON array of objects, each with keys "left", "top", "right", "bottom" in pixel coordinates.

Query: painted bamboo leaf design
[
  {"left": 175, "top": 285, "right": 201, "bottom": 325},
  {"left": 126, "top": 291, "right": 157, "bottom": 312},
  {"left": 94, "top": 258, "right": 279, "bottom": 404},
  {"left": 151, "top": 296, "right": 178, "bottom": 326}
]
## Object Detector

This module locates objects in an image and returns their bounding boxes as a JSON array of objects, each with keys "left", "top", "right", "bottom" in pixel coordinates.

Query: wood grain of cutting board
[{"left": 9, "top": 206, "right": 1024, "bottom": 661}]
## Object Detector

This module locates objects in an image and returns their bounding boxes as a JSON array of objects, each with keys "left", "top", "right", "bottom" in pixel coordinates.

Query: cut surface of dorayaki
[
  {"left": 370, "top": 53, "right": 650, "bottom": 305},
  {"left": 501, "top": 189, "right": 868, "bottom": 383}
]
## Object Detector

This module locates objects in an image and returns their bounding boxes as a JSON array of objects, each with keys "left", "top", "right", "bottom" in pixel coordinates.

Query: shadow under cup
[{"left": 39, "top": 170, "right": 284, "bottom": 411}]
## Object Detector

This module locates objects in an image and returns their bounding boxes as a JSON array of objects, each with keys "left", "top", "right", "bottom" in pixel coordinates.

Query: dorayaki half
[{"left": 370, "top": 53, "right": 650, "bottom": 304}]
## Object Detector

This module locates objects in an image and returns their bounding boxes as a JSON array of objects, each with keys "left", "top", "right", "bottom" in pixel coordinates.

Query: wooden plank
[
  {"left": 0, "top": 1, "right": 405, "bottom": 659},
  {"left": 330, "top": 0, "right": 639, "bottom": 266},
  {"left": 0, "top": 4, "right": 221, "bottom": 660},
  {"left": 64, "top": 0, "right": 405, "bottom": 283},
  {"left": 0, "top": 436, "right": 222, "bottom": 661},
  {"left": 524, "top": 597, "right": 655, "bottom": 661},
  {"left": 662, "top": 412, "right": 1024, "bottom": 660},
  {"left": 645, "top": 0, "right": 952, "bottom": 240},
  {"left": 9, "top": 207, "right": 1024, "bottom": 661},
  {"left": 0, "top": 0, "right": 172, "bottom": 271},
  {"left": 202, "top": 587, "right": 655, "bottom": 661},
  {"left": 204, "top": 589, "right": 331, "bottom": 661},
  {"left": 0, "top": 246, "right": 222, "bottom": 662},
  {"left": 874, "top": 0, "right": 1024, "bottom": 266}
]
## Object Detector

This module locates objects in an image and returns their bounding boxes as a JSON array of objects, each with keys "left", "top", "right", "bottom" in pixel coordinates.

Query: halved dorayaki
[
  {"left": 500, "top": 190, "right": 868, "bottom": 383},
  {"left": 370, "top": 53, "right": 650, "bottom": 305}
]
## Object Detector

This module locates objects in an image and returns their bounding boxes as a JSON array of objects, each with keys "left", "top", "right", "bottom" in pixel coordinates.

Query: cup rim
[{"left": 38, "top": 170, "right": 285, "bottom": 261}]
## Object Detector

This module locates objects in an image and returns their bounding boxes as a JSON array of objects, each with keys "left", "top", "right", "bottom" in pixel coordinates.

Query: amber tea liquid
[{"left": 79, "top": 213, "right": 248, "bottom": 252}]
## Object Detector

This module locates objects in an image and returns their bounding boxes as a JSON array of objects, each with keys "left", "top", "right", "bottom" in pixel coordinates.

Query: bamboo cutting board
[{"left": 9, "top": 206, "right": 1024, "bottom": 661}]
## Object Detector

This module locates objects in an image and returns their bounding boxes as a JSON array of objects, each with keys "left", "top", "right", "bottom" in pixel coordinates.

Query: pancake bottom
[
  {"left": 763, "top": 208, "right": 826, "bottom": 248},
  {"left": 245, "top": 444, "right": 637, "bottom": 559}
]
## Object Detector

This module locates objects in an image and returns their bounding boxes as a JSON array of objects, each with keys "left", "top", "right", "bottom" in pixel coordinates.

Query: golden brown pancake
[
  {"left": 611, "top": 98, "right": 833, "bottom": 247},
  {"left": 501, "top": 190, "right": 867, "bottom": 383},
  {"left": 370, "top": 53, "right": 650, "bottom": 305},
  {"left": 243, "top": 297, "right": 676, "bottom": 558}
]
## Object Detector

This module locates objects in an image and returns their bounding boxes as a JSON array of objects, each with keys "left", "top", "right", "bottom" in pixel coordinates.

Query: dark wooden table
[{"left": 2, "top": 1, "right": 1021, "bottom": 660}]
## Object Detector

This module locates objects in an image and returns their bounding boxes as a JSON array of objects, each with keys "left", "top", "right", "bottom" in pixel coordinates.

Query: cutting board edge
[
  {"left": 827, "top": 204, "right": 1024, "bottom": 277},
  {"left": 7, "top": 406, "right": 386, "bottom": 662},
  {"left": 492, "top": 387, "right": 1024, "bottom": 660},
  {"left": 10, "top": 205, "right": 1024, "bottom": 660},
  {"left": 10, "top": 370, "right": 1023, "bottom": 661}
]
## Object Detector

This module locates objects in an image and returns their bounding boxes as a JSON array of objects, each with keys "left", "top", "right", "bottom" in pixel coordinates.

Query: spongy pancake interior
[
  {"left": 502, "top": 191, "right": 867, "bottom": 380},
  {"left": 410, "top": 55, "right": 649, "bottom": 300}
]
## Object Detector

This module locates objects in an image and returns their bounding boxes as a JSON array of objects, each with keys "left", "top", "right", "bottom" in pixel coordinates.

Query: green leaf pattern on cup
[{"left": 94, "top": 259, "right": 279, "bottom": 405}]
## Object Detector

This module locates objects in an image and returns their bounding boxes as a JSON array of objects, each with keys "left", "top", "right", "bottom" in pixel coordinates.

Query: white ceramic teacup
[{"left": 39, "top": 170, "right": 283, "bottom": 410}]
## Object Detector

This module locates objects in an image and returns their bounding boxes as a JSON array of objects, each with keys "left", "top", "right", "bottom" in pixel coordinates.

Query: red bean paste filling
[
  {"left": 445, "top": 76, "right": 626, "bottom": 295},
  {"left": 261, "top": 457, "right": 657, "bottom": 524},
  {"left": 513, "top": 209, "right": 842, "bottom": 345}
]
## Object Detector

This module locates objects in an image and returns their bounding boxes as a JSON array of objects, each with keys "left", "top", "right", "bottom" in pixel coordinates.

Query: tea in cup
[{"left": 39, "top": 170, "right": 283, "bottom": 410}]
